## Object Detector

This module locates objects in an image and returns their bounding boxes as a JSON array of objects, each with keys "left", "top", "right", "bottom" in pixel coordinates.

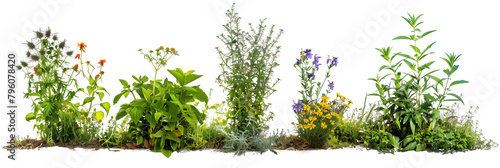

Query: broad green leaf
[
  {"left": 100, "top": 102, "right": 111, "bottom": 115},
  {"left": 119, "top": 79, "right": 129, "bottom": 88},
  {"left": 403, "top": 142, "right": 417, "bottom": 151},
  {"left": 26, "top": 113, "right": 36, "bottom": 121},
  {"left": 416, "top": 143, "right": 427, "bottom": 151},
  {"left": 137, "top": 136, "right": 143, "bottom": 146},
  {"left": 97, "top": 92, "right": 105, "bottom": 101},
  {"left": 113, "top": 93, "right": 123, "bottom": 105},
  {"left": 183, "top": 73, "right": 202, "bottom": 86},
  {"left": 87, "top": 86, "right": 95, "bottom": 95},
  {"left": 83, "top": 97, "right": 95, "bottom": 105},
  {"left": 130, "top": 107, "right": 143, "bottom": 124},
  {"left": 95, "top": 111, "right": 104, "bottom": 121},
  {"left": 193, "top": 86, "right": 208, "bottom": 103},
  {"left": 168, "top": 69, "right": 185, "bottom": 86},
  {"left": 154, "top": 112, "right": 163, "bottom": 121},
  {"left": 164, "top": 132, "right": 180, "bottom": 142},
  {"left": 97, "top": 87, "right": 109, "bottom": 95},
  {"left": 145, "top": 113, "right": 156, "bottom": 127},
  {"left": 171, "top": 141, "right": 178, "bottom": 151},
  {"left": 116, "top": 107, "right": 127, "bottom": 120},
  {"left": 154, "top": 130, "right": 165, "bottom": 137},
  {"left": 161, "top": 149, "right": 173, "bottom": 158},
  {"left": 403, "top": 136, "right": 413, "bottom": 146}
]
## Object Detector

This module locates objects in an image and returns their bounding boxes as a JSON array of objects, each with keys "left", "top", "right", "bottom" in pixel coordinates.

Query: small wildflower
[
  {"left": 328, "top": 80, "right": 334, "bottom": 90},
  {"left": 301, "top": 112, "right": 306, "bottom": 115},
  {"left": 75, "top": 54, "right": 81, "bottom": 59},
  {"left": 77, "top": 42, "right": 87, "bottom": 52},
  {"left": 123, "top": 119, "right": 127, "bottom": 122},
  {"left": 304, "top": 49, "right": 313, "bottom": 59},
  {"left": 292, "top": 100, "right": 303, "bottom": 112},
  {"left": 298, "top": 124, "right": 303, "bottom": 128},
  {"left": 98, "top": 59, "right": 106, "bottom": 66},
  {"left": 54, "top": 123, "right": 57, "bottom": 126},
  {"left": 303, "top": 104, "right": 311, "bottom": 111},
  {"left": 171, "top": 48, "right": 176, "bottom": 52},
  {"left": 159, "top": 46, "right": 164, "bottom": 50},
  {"left": 120, "top": 128, "right": 124, "bottom": 133},
  {"left": 34, "top": 66, "right": 39, "bottom": 72},
  {"left": 30, "top": 74, "right": 34, "bottom": 78},
  {"left": 343, "top": 103, "right": 350, "bottom": 108},
  {"left": 73, "top": 64, "right": 78, "bottom": 71},
  {"left": 321, "top": 96, "right": 329, "bottom": 102},
  {"left": 336, "top": 93, "right": 341, "bottom": 97},
  {"left": 304, "top": 119, "right": 309, "bottom": 123},
  {"left": 321, "top": 122, "right": 327, "bottom": 129},
  {"left": 314, "top": 54, "right": 321, "bottom": 69},
  {"left": 291, "top": 122, "right": 295, "bottom": 125},
  {"left": 349, "top": 99, "right": 353, "bottom": 104}
]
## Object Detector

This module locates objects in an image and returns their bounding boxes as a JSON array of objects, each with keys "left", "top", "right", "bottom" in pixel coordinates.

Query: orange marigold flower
[
  {"left": 75, "top": 54, "right": 81, "bottom": 59},
  {"left": 98, "top": 59, "right": 106, "bottom": 66},
  {"left": 298, "top": 124, "right": 303, "bottom": 128},
  {"left": 159, "top": 46, "right": 164, "bottom": 50},
  {"left": 304, "top": 119, "right": 309, "bottom": 123},
  {"left": 301, "top": 112, "right": 306, "bottom": 115},
  {"left": 77, "top": 42, "right": 87, "bottom": 52},
  {"left": 73, "top": 64, "right": 78, "bottom": 71},
  {"left": 171, "top": 48, "right": 176, "bottom": 52}
]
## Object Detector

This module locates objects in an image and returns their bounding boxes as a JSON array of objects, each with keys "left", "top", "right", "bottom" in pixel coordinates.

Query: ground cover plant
[
  {"left": 364, "top": 13, "right": 497, "bottom": 152},
  {"left": 113, "top": 46, "right": 209, "bottom": 158},
  {"left": 18, "top": 28, "right": 111, "bottom": 144},
  {"left": 291, "top": 49, "right": 352, "bottom": 148},
  {"left": 215, "top": 4, "right": 283, "bottom": 154}
]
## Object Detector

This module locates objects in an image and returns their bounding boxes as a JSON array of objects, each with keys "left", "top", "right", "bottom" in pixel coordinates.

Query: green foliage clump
[{"left": 114, "top": 47, "right": 208, "bottom": 158}]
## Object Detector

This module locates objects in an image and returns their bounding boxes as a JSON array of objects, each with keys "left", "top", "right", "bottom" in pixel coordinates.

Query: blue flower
[
  {"left": 294, "top": 58, "right": 301, "bottom": 66},
  {"left": 314, "top": 54, "right": 321, "bottom": 69},
  {"left": 307, "top": 72, "right": 315, "bottom": 80},
  {"left": 328, "top": 80, "right": 334, "bottom": 90},
  {"left": 332, "top": 56, "right": 338, "bottom": 67},
  {"left": 304, "top": 49, "right": 313, "bottom": 59},
  {"left": 292, "top": 100, "right": 303, "bottom": 113}
]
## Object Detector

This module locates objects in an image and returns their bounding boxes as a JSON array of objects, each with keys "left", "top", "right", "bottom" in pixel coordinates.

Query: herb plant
[
  {"left": 216, "top": 4, "right": 283, "bottom": 134},
  {"left": 114, "top": 46, "right": 208, "bottom": 158}
]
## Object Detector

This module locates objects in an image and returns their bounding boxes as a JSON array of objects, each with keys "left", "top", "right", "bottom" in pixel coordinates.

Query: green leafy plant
[
  {"left": 366, "top": 13, "right": 494, "bottom": 151},
  {"left": 216, "top": 4, "right": 283, "bottom": 134},
  {"left": 114, "top": 46, "right": 208, "bottom": 158}
]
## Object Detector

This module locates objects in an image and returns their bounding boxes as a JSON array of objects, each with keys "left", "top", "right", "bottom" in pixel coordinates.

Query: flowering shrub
[
  {"left": 292, "top": 49, "right": 350, "bottom": 147},
  {"left": 114, "top": 46, "right": 208, "bottom": 158},
  {"left": 18, "top": 29, "right": 110, "bottom": 143}
]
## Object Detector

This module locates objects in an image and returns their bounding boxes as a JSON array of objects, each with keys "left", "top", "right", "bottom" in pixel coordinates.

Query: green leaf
[
  {"left": 154, "top": 112, "right": 163, "bottom": 121},
  {"left": 416, "top": 143, "right": 427, "bottom": 151},
  {"left": 450, "top": 80, "right": 468, "bottom": 87},
  {"left": 116, "top": 107, "right": 127, "bottom": 120},
  {"left": 403, "top": 142, "right": 417, "bottom": 151},
  {"left": 113, "top": 93, "right": 123, "bottom": 105},
  {"left": 145, "top": 113, "right": 156, "bottom": 127},
  {"left": 393, "top": 36, "right": 411, "bottom": 40},
  {"left": 97, "top": 92, "right": 105, "bottom": 101},
  {"left": 130, "top": 107, "right": 143, "bottom": 124},
  {"left": 403, "top": 136, "right": 413, "bottom": 146},
  {"left": 119, "top": 79, "right": 129, "bottom": 88},
  {"left": 26, "top": 113, "right": 36, "bottom": 121},
  {"left": 168, "top": 69, "right": 185, "bottom": 86},
  {"left": 95, "top": 111, "right": 104, "bottom": 121},
  {"left": 421, "top": 30, "right": 437, "bottom": 38},
  {"left": 83, "top": 97, "right": 95, "bottom": 105},
  {"left": 97, "top": 87, "right": 109, "bottom": 95},
  {"left": 410, "top": 45, "right": 421, "bottom": 54},
  {"left": 410, "top": 119, "right": 415, "bottom": 135},
  {"left": 447, "top": 93, "right": 465, "bottom": 104},
  {"left": 165, "top": 132, "right": 180, "bottom": 142},
  {"left": 87, "top": 86, "right": 95, "bottom": 95},
  {"left": 154, "top": 130, "right": 165, "bottom": 137},
  {"left": 193, "top": 86, "right": 208, "bottom": 103},
  {"left": 100, "top": 102, "right": 111, "bottom": 115},
  {"left": 142, "top": 88, "right": 152, "bottom": 101},
  {"left": 161, "top": 149, "right": 173, "bottom": 158}
]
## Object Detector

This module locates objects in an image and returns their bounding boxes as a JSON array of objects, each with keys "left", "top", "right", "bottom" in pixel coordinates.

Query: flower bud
[
  {"left": 95, "top": 74, "right": 100, "bottom": 80},
  {"left": 66, "top": 51, "right": 74, "bottom": 56},
  {"left": 39, "top": 49, "right": 45, "bottom": 56},
  {"left": 34, "top": 67, "right": 39, "bottom": 72},
  {"left": 21, "top": 61, "right": 28, "bottom": 67},
  {"left": 27, "top": 41, "right": 35, "bottom": 49},
  {"left": 16, "top": 65, "right": 22, "bottom": 70},
  {"left": 63, "top": 68, "right": 68, "bottom": 72},
  {"left": 26, "top": 51, "right": 31, "bottom": 57},
  {"left": 86, "top": 61, "right": 90, "bottom": 64},
  {"left": 52, "top": 35, "right": 58, "bottom": 41},
  {"left": 35, "top": 31, "right": 43, "bottom": 38},
  {"left": 100, "top": 71, "right": 104, "bottom": 74},
  {"left": 59, "top": 40, "right": 66, "bottom": 48},
  {"left": 31, "top": 55, "right": 40, "bottom": 61},
  {"left": 30, "top": 74, "right": 34, "bottom": 78},
  {"left": 45, "top": 29, "right": 51, "bottom": 37},
  {"left": 73, "top": 64, "right": 78, "bottom": 71}
]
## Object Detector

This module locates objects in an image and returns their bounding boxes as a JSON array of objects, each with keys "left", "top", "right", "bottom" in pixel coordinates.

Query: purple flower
[
  {"left": 294, "top": 58, "right": 300, "bottom": 66},
  {"left": 292, "top": 100, "right": 303, "bottom": 113},
  {"left": 314, "top": 54, "right": 321, "bottom": 69},
  {"left": 307, "top": 72, "right": 315, "bottom": 80},
  {"left": 328, "top": 80, "right": 334, "bottom": 90},
  {"left": 304, "top": 49, "right": 313, "bottom": 59},
  {"left": 332, "top": 56, "right": 338, "bottom": 67}
]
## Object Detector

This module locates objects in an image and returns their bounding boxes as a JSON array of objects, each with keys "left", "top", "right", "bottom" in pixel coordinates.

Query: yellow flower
[
  {"left": 341, "top": 97, "right": 346, "bottom": 102},
  {"left": 311, "top": 124, "right": 316, "bottom": 129},
  {"left": 326, "top": 114, "right": 332, "bottom": 119},
  {"left": 343, "top": 119, "right": 347, "bottom": 123},
  {"left": 343, "top": 103, "right": 350, "bottom": 108},
  {"left": 254, "top": 109, "right": 258, "bottom": 115},
  {"left": 298, "top": 124, "right": 303, "bottom": 128},
  {"left": 303, "top": 104, "right": 311, "bottom": 111},
  {"left": 321, "top": 122, "right": 327, "bottom": 129},
  {"left": 349, "top": 99, "right": 353, "bottom": 104},
  {"left": 159, "top": 46, "right": 164, "bottom": 50},
  {"left": 301, "top": 112, "right": 306, "bottom": 115},
  {"left": 248, "top": 103, "right": 251, "bottom": 107},
  {"left": 321, "top": 96, "right": 329, "bottom": 102},
  {"left": 119, "top": 128, "right": 124, "bottom": 133},
  {"left": 304, "top": 119, "right": 309, "bottom": 123},
  {"left": 54, "top": 123, "right": 57, "bottom": 126},
  {"left": 292, "top": 122, "right": 295, "bottom": 125},
  {"left": 331, "top": 129, "right": 335, "bottom": 133},
  {"left": 319, "top": 102, "right": 328, "bottom": 108},
  {"left": 330, "top": 120, "right": 335, "bottom": 125},
  {"left": 123, "top": 119, "right": 127, "bottom": 122},
  {"left": 336, "top": 93, "right": 341, "bottom": 97},
  {"left": 309, "top": 116, "right": 313, "bottom": 121},
  {"left": 304, "top": 125, "right": 310, "bottom": 129},
  {"left": 81, "top": 115, "right": 85, "bottom": 118},
  {"left": 171, "top": 48, "right": 176, "bottom": 52}
]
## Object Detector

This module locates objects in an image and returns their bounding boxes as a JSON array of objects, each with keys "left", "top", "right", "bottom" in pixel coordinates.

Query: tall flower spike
[{"left": 314, "top": 54, "right": 321, "bottom": 69}]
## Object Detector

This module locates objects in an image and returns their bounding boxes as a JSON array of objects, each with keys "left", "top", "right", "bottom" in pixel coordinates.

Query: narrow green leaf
[
  {"left": 450, "top": 80, "right": 468, "bottom": 87},
  {"left": 393, "top": 36, "right": 411, "bottom": 40}
]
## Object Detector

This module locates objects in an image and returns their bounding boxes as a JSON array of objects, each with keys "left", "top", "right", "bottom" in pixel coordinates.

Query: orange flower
[
  {"left": 95, "top": 74, "right": 100, "bottom": 80},
  {"left": 72, "top": 64, "right": 78, "bottom": 71},
  {"left": 298, "top": 124, "right": 303, "bottom": 128},
  {"left": 75, "top": 54, "right": 81, "bottom": 59},
  {"left": 86, "top": 61, "right": 90, "bottom": 64},
  {"left": 98, "top": 59, "right": 106, "bottom": 66},
  {"left": 77, "top": 42, "right": 87, "bottom": 52},
  {"left": 100, "top": 71, "right": 104, "bottom": 74},
  {"left": 34, "top": 66, "right": 39, "bottom": 72},
  {"left": 301, "top": 112, "right": 306, "bottom": 115}
]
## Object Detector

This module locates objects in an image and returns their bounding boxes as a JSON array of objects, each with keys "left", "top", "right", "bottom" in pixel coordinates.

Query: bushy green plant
[
  {"left": 216, "top": 4, "right": 283, "bottom": 134},
  {"left": 114, "top": 46, "right": 208, "bottom": 158},
  {"left": 185, "top": 101, "right": 227, "bottom": 149},
  {"left": 222, "top": 128, "right": 279, "bottom": 155},
  {"left": 366, "top": 13, "right": 495, "bottom": 151}
]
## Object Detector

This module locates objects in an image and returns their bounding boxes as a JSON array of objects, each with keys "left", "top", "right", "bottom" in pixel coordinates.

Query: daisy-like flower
[
  {"left": 303, "top": 104, "right": 311, "bottom": 111},
  {"left": 321, "top": 122, "right": 327, "bottom": 129},
  {"left": 98, "top": 59, "right": 106, "bottom": 66},
  {"left": 77, "top": 42, "right": 87, "bottom": 52},
  {"left": 298, "top": 124, "right": 303, "bottom": 128},
  {"left": 321, "top": 96, "right": 329, "bottom": 102},
  {"left": 119, "top": 128, "right": 124, "bottom": 133}
]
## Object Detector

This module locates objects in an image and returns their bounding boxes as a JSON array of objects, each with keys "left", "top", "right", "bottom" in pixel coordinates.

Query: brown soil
[
  {"left": 2, "top": 139, "right": 127, "bottom": 150},
  {"left": 273, "top": 135, "right": 329, "bottom": 150}
]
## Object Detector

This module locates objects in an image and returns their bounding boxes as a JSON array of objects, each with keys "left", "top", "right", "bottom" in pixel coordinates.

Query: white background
[{"left": 1, "top": 0, "right": 500, "bottom": 167}]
